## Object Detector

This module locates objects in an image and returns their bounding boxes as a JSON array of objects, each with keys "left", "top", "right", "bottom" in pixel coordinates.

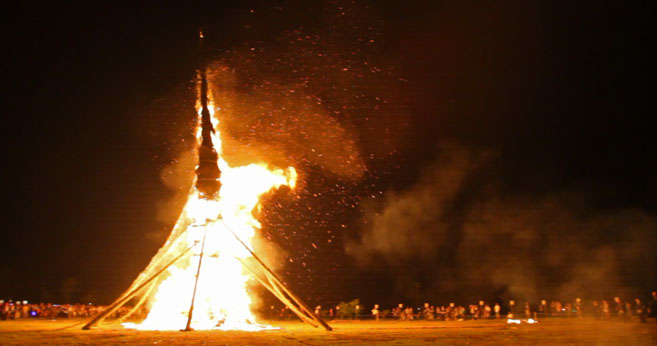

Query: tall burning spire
[
  {"left": 195, "top": 30, "right": 221, "bottom": 199},
  {"left": 82, "top": 31, "right": 329, "bottom": 332}
]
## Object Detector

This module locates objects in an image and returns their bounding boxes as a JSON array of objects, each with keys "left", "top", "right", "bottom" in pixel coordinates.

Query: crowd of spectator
[
  {"left": 307, "top": 291, "right": 657, "bottom": 324},
  {"left": 0, "top": 301, "right": 129, "bottom": 321},
  {"left": 3, "top": 291, "right": 656, "bottom": 324}
]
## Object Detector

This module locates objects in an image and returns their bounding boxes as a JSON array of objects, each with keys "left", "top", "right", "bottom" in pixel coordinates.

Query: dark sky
[{"left": 3, "top": 1, "right": 655, "bottom": 308}]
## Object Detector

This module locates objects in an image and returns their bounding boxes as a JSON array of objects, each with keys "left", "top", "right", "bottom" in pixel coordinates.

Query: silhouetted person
[
  {"left": 624, "top": 301, "right": 632, "bottom": 321},
  {"left": 447, "top": 303, "right": 456, "bottom": 321},
  {"left": 524, "top": 302, "right": 531, "bottom": 318},
  {"left": 371, "top": 304, "right": 380, "bottom": 321},
  {"left": 405, "top": 306, "right": 414, "bottom": 321},
  {"left": 574, "top": 298, "right": 582, "bottom": 318},
  {"left": 635, "top": 298, "right": 647, "bottom": 323},
  {"left": 564, "top": 302, "right": 572, "bottom": 318},
  {"left": 649, "top": 291, "right": 657, "bottom": 324},
  {"left": 554, "top": 301, "right": 562, "bottom": 316},
  {"left": 591, "top": 300, "right": 600, "bottom": 318},
  {"left": 614, "top": 297, "right": 624, "bottom": 318},
  {"left": 396, "top": 303, "right": 404, "bottom": 320},
  {"left": 423, "top": 303, "right": 433, "bottom": 320},
  {"left": 469, "top": 304, "right": 477, "bottom": 320},
  {"left": 539, "top": 300, "right": 547, "bottom": 318},
  {"left": 601, "top": 300, "right": 610, "bottom": 319}
]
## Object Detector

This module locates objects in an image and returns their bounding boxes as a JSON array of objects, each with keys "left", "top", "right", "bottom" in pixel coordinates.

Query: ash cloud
[
  {"left": 346, "top": 143, "right": 657, "bottom": 303},
  {"left": 207, "top": 65, "right": 366, "bottom": 181}
]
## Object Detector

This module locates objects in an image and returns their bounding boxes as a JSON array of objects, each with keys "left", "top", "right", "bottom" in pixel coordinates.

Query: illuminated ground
[{"left": 0, "top": 318, "right": 655, "bottom": 345}]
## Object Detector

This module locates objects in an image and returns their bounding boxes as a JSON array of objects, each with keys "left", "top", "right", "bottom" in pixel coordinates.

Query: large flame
[{"left": 124, "top": 77, "right": 296, "bottom": 331}]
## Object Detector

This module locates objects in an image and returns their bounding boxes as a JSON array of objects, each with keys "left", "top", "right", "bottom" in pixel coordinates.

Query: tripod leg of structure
[
  {"left": 261, "top": 269, "right": 331, "bottom": 330},
  {"left": 235, "top": 257, "right": 320, "bottom": 328},
  {"left": 184, "top": 226, "right": 209, "bottom": 331},
  {"left": 82, "top": 242, "right": 198, "bottom": 330},
  {"left": 223, "top": 222, "right": 332, "bottom": 331},
  {"left": 115, "top": 281, "right": 156, "bottom": 324}
]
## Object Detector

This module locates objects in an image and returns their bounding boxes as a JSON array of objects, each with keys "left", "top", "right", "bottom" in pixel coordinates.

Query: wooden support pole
[
  {"left": 222, "top": 222, "right": 332, "bottom": 331},
  {"left": 115, "top": 281, "right": 156, "bottom": 324},
  {"left": 262, "top": 269, "right": 326, "bottom": 328},
  {"left": 184, "top": 225, "right": 209, "bottom": 331},
  {"left": 264, "top": 272, "right": 320, "bottom": 327},
  {"left": 121, "top": 224, "right": 192, "bottom": 300},
  {"left": 82, "top": 242, "right": 198, "bottom": 330},
  {"left": 235, "top": 257, "right": 319, "bottom": 328},
  {"left": 233, "top": 233, "right": 331, "bottom": 331}
]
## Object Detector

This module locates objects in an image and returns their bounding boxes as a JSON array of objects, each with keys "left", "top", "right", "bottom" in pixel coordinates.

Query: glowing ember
[{"left": 123, "top": 77, "right": 296, "bottom": 331}]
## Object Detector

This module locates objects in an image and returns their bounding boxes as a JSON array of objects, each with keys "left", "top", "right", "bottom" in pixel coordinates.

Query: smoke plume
[{"left": 346, "top": 143, "right": 657, "bottom": 303}]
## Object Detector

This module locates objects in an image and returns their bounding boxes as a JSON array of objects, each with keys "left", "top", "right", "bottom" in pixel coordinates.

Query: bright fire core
[{"left": 123, "top": 83, "right": 296, "bottom": 331}]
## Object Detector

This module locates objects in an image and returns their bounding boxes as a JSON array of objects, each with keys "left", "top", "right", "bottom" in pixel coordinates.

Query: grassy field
[{"left": 0, "top": 318, "right": 655, "bottom": 345}]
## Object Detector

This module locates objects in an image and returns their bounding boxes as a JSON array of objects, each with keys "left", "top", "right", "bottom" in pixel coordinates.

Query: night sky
[{"left": 3, "top": 1, "right": 655, "bottom": 309}]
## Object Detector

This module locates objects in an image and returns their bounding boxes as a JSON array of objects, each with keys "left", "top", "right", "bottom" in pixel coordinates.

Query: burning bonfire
[
  {"left": 124, "top": 90, "right": 296, "bottom": 331},
  {"left": 82, "top": 33, "right": 330, "bottom": 332}
]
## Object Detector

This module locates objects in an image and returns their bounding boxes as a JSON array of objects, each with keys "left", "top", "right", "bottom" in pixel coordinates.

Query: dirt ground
[{"left": 0, "top": 318, "right": 655, "bottom": 345}]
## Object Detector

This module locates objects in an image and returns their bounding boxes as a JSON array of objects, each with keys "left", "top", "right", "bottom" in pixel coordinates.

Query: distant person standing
[
  {"left": 635, "top": 298, "right": 647, "bottom": 323},
  {"left": 591, "top": 300, "right": 600, "bottom": 318},
  {"left": 524, "top": 302, "right": 531, "bottom": 318},
  {"left": 601, "top": 300, "right": 610, "bottom": 319},
  {"left": 405, "top": 306, "right": 414, "bottom": 321},
  {"left": 494, "top": 303, "right": 501, "bottom": 319},
  {"left": 437, "top": 306, "right": 446, "bottom": 321},
  {"left": 372, "top": 304, "right": 380, "bottom": 321},
  {"left": 614, "top": 297, "right": 625, "bottom": 318},
  {"left": 554, "top": 301, "right": 562, "bottom": 316},
  {"left": 574, "top": 298, "right": 582, "bottom": 318},
  {"left": 539, "top": 300, "right": 547, "bottom": 318},
  {"left": 1, "top": 302, "right": 7, "bottom": 321},
  {"left": 447, "top": 303, "right": 456, "bottom": 321},
  {"left": 624, "top": 301, "right": 632, "bottom": 321},
  {"left": 396, "top": 303, "right": 404, "bottom": 320},
  {"left": 423, "top": 303, "right": 433, "bottom": 320},
  {"left": 649, "top": 291, "right": 657, "bottom": 324}
]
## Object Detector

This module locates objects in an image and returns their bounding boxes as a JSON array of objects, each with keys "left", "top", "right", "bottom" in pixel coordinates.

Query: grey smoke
[{"left": 346, "top": 143, "right": 657, "bottom": 303}]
